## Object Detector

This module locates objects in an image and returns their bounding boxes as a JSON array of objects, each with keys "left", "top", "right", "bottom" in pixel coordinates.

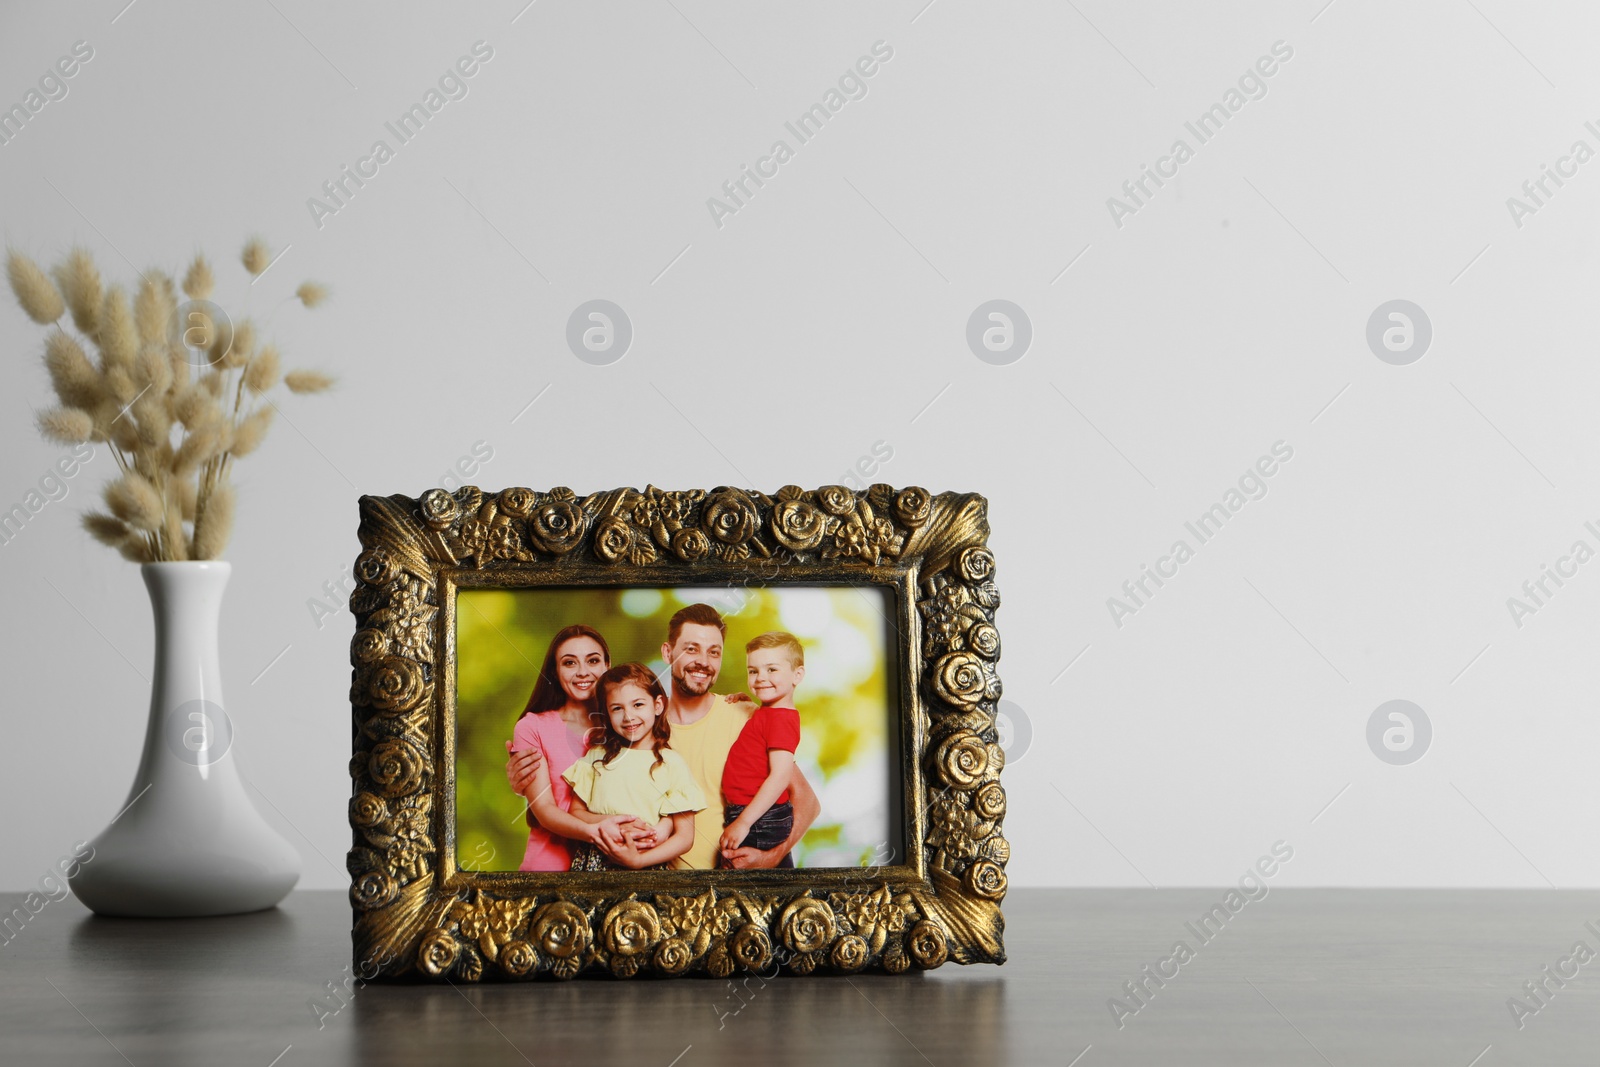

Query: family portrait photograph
[{"left": 454, "top": 585, "right": 901, "bottom": 873}]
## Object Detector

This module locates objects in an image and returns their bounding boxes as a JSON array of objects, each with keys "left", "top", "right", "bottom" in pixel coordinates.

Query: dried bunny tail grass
[
  {"left": 44, "top": 330, "right": 102, "bottom": 408},
  {"left": 103, "top": 364, "right": 139, "bottom": 405},
  {"left": 7, "top": 250, "right": 65, "bottom": 324},
  {"left": 182, "top": 254, "right": 214, "bottom": 300},
  {"left": 53, "top": 247, "right": 103, "bottom": 335},
  {"left": 283, "top": 369, "right": 335, "bottom": 394},
  {"left": 98, "top": 286, "right": 137, "bottom": 369},
  {"left": 132, "top": 389, "right": 172, "bottom": 448},
  {"left": 172, "top": 423, "right": 224, "bottom": 472},
  {"left": 295, "top": 281, "right": 329, "bottom": 308},
  {"left": 201, "top": 370, "right": 226, "bottom": 399},
  {"left": 118, "top": 535, "right": 155, "bottom": 563},
  {"left": 241, "top": 237, "right": 270, "bottom": 276},
  {"left": 88, "top": 398, "right": 119, "bottom": 443},
  {"left": 111, "top": 413, "right": 141, "bottom": 451},
  {"left": 230, "top": 406, "right": 274, "bottom": 456},
  {"left": 133, "top": 342, "right": 174, "bottom": 392},
  {"left": 105, "top": 472, "right": 166, "bottom": 531},
  {"left": 166, "top": 341, "right": 191, "bottom": 390},
  {"left": 173, "top": 384, "right": 221, "bottom": 429},
  {"left": 243, "top": 344, "right": 280, "bottom": 394},
  {"left": 134, "top": 271, "right": 175, "bottom": 344},
  {"left": 161, "top": 497, "right": 188, "bottom": 561},
  {"left": 36, "top": 407, "right": 94, "bottom": 444},
  {"left": 176, "top": 475, "right": 198, "bottom": 520},
  {"left": 212, "top": 317, "right": 245, "bottom": 369},
  {"left": 192, "top": 483, "right": 234, "bottom": 560},
  {"left": 232, "top": 319, "right": 256, "bottom": 361},
  {"left": 82, "top": 511, "right": 131, "bottom": 547}
]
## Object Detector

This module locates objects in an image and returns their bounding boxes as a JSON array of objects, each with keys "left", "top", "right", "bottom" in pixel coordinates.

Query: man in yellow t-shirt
[{"left": 504, "top": 603, "right": 818, "bottom": 869}]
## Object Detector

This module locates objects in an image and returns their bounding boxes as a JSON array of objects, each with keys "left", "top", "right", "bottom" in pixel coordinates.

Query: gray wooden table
[{"left": 2, "top": 889, "right": 1595, "bottom": 1065}]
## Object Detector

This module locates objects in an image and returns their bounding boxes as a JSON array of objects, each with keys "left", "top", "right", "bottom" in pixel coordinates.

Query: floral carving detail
[
  {"left": 418, "top": 929, "right": 458, "bottom": 976},
  {"left": 654, "top": 936, "right": 692, "bottom": 975},
  {"left": 968, "top": 622, "right": 1000, "bottom": 660},
  {"left": 351, "top": 628, "right": 388, "bottom": 664},
  {"left": 729, "top": 923, "right": 772, "bottom": 972},
  {"left": 918, "top": 573, "right": 989, "bottom": 658},
  {"left": 499, "top": 940, "right": 537, "bottom": 977},
  {"left": 817, "top": 485, "right": 855, "bottom": 516},
  {"left": 829, "top": 885, "right": 915, "bottom": 956},
  {"left": 593, "top": 517, "right": 633, "bottom": 563},
  {"left": 958, "top": 546, "right": 995, "bottom": 583},
  {"left": 907, "top": 920, "right": 949, "bottom": 969},
  {"left": 936, "top": 730, "right": 990, "bottom": 789},
  {"left": 418, "top": 488, "right": 459, "bottom": 528},
  {"left": 603, "top": 899, "right": 662, "bottom": 958},
  {"left": 893, "top": 486, "right": 932, "bottom": 527},
  {"left": 821, "top": 502, "right": 904, "bottom": 564},
  {"left": 528, "top": 500, "right": 586, "bottom": 555},
  {"left": 831, "top": 934, "right": 870, "bottom": 972},
  {"left": 367, "top": 582, "right": 436, "bottom": 661},
  {"left": 497, "top": 487, "right": 536, "bottom": 518},
  {"left": 355, "top": 546, "right": 399, "bottom": 586},
  {"left": 367, "top": 656, "right": 428, "bottom": 714},
  {"left": 779, "top": 896, "right": 836, "bottom": 954},
  {"left": 368, "top": 739, "right": 425, "bottom": 798},
  {"left": 671, "top": 527, "right": 711, "bottom": 562},
  {"left": 770, "top": 498, "right": 828, "bottom": 551},
  {"left": 532, "top": 900, "right": 591, "bottom": 960},
  {"left": 932, "top": 651, "right": 988, "bottom": 710},
  {"left": 350, "top": 792, "right": 386, "bottom": 828},
  {"left": 385, "top": 839, "right": 424, "bottom": 881},
  {"left": 657, "top": 890, "right": 709, "bottom": 935},
  {"left": 965, "top": 860, "right": 1008, "bottom": 900},
  {"left": 828, "top": 517, "right": 866, "bottom": 558},
  {"left": 448, "top": 891, "right": 536, "bottom": 963},
  {"left": 706, "top": 940, "right": 734, "bottom": 978},
  {"left": 350, "top": 869, "right": 396, "bottom": 910},
  {"left": 973, "top": 781, "right": 1006, "bottom": 821},
  {"left": 927, "top": 790, "right": 984, "bottom": 864},
  {"left": 656, "top": 889, "right": 720, "bottom": 960},
  {"left": 980, "top": 834, "right": 1011, "bottom": 865},
  {"left": 392, "top": 805, "right": 429, "bottom": 840},
  {"left": 702, "top": 487, "right": 759, "bottom": 545}
]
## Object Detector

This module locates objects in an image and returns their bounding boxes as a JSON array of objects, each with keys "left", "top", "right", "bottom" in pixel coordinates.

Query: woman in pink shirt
[{"left": 506, "top": 625, "right": 616, "bottom": 871}]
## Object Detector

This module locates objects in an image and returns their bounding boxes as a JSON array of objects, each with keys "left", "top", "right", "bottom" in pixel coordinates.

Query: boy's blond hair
[{"left": 746, "top": 630, "right": 804, "bottom": 666}]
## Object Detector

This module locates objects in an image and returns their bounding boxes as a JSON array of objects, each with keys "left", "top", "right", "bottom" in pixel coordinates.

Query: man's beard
[{"left": 672, "top": 664, "right": 716, "bottom": 697}]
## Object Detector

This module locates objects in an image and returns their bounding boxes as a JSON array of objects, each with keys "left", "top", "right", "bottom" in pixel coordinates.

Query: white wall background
[{"left": 2, "top": 0, "right": 1597, "bottom": 891}]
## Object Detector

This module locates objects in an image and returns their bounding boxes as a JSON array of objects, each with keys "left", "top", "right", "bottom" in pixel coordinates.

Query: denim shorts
[{"left": 723, "top": 801, "right": 794, "bottom": 867}]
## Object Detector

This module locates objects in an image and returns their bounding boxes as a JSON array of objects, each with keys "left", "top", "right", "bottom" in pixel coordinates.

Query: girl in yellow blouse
[{"left": 563, "top": 662, "right": 706, "bottom": 870}]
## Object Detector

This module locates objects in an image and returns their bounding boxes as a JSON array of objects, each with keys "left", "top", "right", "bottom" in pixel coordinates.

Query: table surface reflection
[{"left": 1, "top": 888, "right": 1596, "bottom": 1065}]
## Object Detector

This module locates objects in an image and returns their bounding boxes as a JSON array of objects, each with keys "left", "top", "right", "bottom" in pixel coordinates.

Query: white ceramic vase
[{"left": 71, "top": 561, "right": 300, "bottom": 917}]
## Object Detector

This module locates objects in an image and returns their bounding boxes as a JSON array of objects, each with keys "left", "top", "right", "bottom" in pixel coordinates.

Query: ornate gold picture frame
[{"left": 348, "top": 483, "right": 1006, "bottom": 980}]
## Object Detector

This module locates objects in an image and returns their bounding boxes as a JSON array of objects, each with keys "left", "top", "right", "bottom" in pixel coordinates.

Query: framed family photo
[{"left": 348, "top": 484, "right": 1007, "bottom": 980}]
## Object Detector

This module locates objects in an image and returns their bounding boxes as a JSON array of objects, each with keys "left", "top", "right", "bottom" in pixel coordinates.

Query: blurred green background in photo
[{"left": 455, "top": 585, "right": 898, "bottom": 870}]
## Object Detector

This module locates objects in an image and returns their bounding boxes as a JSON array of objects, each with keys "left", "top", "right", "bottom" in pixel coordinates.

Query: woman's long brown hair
[{"left": 594, "top": 662, "right": 671, "bottom": 777}]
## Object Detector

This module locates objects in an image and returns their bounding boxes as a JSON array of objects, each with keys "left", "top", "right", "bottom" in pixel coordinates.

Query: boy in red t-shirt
[{"left": 718, "top": 632, "right": 805, "bottom": 868}]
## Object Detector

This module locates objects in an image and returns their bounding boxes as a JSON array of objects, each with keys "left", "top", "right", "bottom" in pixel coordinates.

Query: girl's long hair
[
  {"left": 595, "top": 662, "right": 671, "bottom": 776},
  {"left": 517, "top": 625, "right": 611, "bottom": 730}
]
